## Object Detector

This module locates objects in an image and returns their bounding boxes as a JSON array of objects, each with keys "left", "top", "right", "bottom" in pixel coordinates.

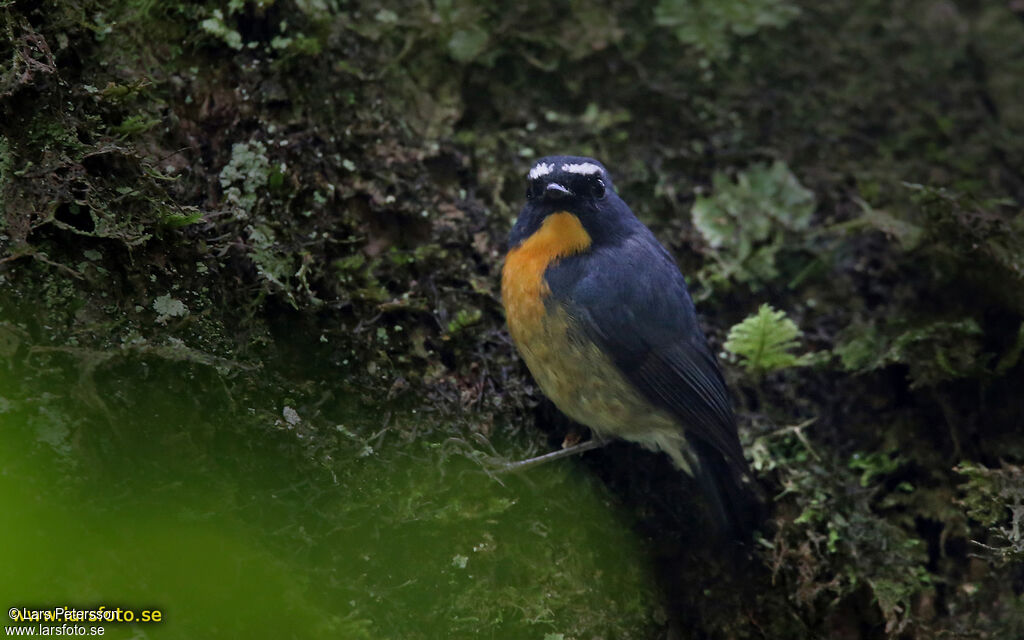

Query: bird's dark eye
[
  {"left": 526, "top": 183, "right": 536, "bottom": 199},
  {"left": 590, "top": 178, "right": 606, "bottom": 199}
]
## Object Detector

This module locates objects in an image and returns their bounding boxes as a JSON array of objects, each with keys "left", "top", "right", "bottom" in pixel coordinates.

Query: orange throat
[{"left": 501, "top": 211, "right": 592, "bottom": 342}]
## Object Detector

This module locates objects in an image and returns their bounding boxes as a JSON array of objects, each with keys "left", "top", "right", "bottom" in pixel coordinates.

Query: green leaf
[
  {"left": 856, "top": 200, "right": 923, "bottom": 250},
  {"left": 200, "top": 9, "right": 244, "bottom": 50},
  {"left": 849, "top": 450, "right": 904, "bottom": 487},
  {"left": 447, "top": 308, "right": 482, "bottom": 334},
  {"left": 152, "top": 294, "right": 189, "bottom": 321},
  {"left": 158, "top": 208, "right": 203, "bottom": 228},
  {"left": 448, "top": 27, "right": 489, "bottom": 63},
  {"left": 112, "top": 114, "right": 160, "bottom": 137},
  {"left": 995, "top": 321, "right": 1024, "bottom": 375},
  {"left": 724, "top": 304, "right": 810, "bottom": 375}
]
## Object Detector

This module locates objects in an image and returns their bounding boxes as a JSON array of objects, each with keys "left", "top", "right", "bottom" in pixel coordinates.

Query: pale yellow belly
[{"left": 513, "top": 305, "right": 679, "bottom": 443}]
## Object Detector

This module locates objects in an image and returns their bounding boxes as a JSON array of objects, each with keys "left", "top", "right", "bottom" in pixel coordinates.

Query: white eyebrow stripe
[
  {"left": 561, "top": 162, "right": 602, "bottom": 175},
  {"left": 528, "top": 162, "right": 554, "bottom": 180}
]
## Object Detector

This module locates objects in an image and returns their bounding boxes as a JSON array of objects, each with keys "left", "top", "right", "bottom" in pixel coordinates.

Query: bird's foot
[{"left": 561, "top": 429, "right": 585, "bottom": 449}]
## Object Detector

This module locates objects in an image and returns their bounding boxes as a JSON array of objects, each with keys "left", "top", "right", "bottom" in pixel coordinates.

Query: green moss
[
  {"left": 692, "top": 161, "right": 816, "bottom": 289},
  {"left": 835, "top": 318, "right": 987, "bottom": 388},
  {"left": 247, "top": 224, "right": 294, "bottom": 292},
  {"left": 848, "top": 449, "right": 904, "bottom": 488},
  {"left": 220, "top": 141, "right": 273, "bottom": 217},
  {"left": 760, "top": 426, "right": 932, "bottom": 634},
  {"left": 0, "top": 135, "right": 9, "bottom": 222},
  {"left": 200, "top": 8, "right": 243, "bottom": 50},
  {"left": 654, "top": 0, "right": 801, "bottom": 59},
  {"left": 957, "top": 462, "right": 1024, "bottom": 566}
]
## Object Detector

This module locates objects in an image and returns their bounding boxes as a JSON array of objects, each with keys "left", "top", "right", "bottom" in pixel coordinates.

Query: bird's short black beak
[{"left": 543, "top": 182, "right": 571, "bottom": 200}]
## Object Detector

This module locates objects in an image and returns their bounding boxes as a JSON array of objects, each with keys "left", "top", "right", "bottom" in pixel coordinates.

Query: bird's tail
[{"left": 686, "top": 437, "right": 763, "bottom": 542}]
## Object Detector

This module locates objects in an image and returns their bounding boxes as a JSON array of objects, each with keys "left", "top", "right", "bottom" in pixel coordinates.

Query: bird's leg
[{"left": 498, "top": 437, "right": 607, "bottom": 474}]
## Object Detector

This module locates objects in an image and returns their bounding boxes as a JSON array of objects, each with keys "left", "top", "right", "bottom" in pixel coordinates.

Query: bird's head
[
  {"left": 525, "top": 156, "right": 614, "bottom": 205},
  {"left": 509, "top": 155, "right": 634, "bottom": 249}
]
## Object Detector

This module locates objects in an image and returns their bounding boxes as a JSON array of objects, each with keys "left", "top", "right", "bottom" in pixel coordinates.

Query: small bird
[{"left": 501, "top": 155, "right": 757, "bottom": 536}]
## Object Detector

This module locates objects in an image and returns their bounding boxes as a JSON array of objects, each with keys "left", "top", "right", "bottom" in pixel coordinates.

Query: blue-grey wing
[{"left": 546, "top": 230, "right": 745, "bottom": 469}]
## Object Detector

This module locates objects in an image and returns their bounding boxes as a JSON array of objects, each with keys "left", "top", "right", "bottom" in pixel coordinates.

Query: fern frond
[{"left": 724, "top": 304, "right": 806, "bottom": 375}]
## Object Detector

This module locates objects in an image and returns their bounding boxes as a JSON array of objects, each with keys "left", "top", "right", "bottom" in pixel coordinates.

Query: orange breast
[{"left": 501, "top": 212, "right": 592, "bottom": 345}]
